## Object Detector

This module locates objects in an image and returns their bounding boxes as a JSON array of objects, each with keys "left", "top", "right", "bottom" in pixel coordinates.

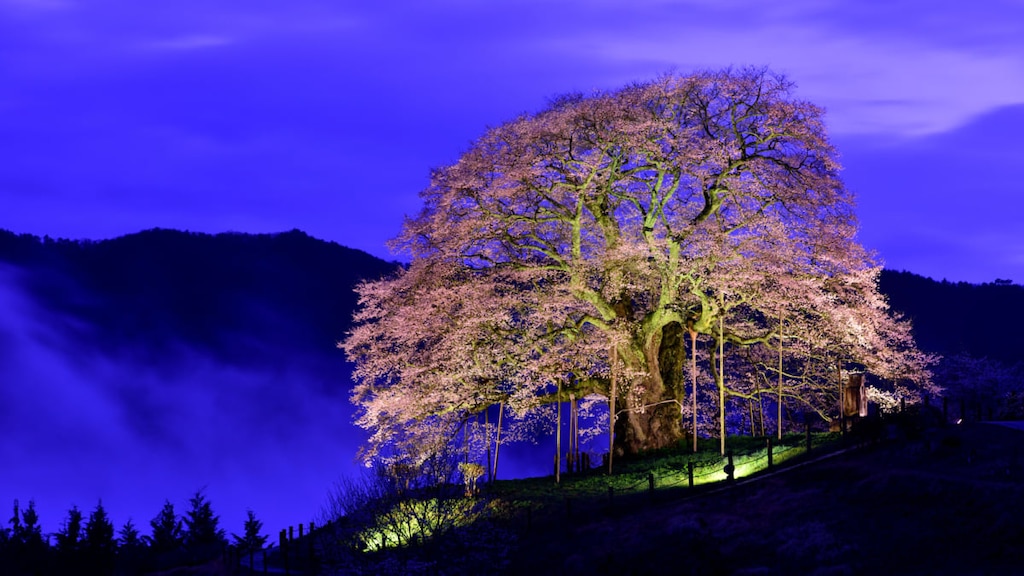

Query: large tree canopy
[{"left": 343, "top": 68, "right": 934, "bottom": 464}]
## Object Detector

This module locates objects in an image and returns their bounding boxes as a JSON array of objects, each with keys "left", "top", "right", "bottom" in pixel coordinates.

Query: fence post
[
  {"left": 647, "top": 472, "right": 655, "bottom": 494},
  {"left": 284, "top": 537, "right": 290, "bottom": 576},
  {"left": 805, "top": 415, "right": 812, "bottom": 452},
  {"left": 279, "top": 529, "right": 289, "bottom": 576},
  {"left": 767, "top": 437, "right": 773, "bottom": 470},
  {"left": 724, "top": 450, "right": 735, "bottom": 482},
  {"left": 308, "top": 522, "right": 315, "bottom": 567},
  {"left": 688, "top": 461, "right": 694, "bottom": 487}
]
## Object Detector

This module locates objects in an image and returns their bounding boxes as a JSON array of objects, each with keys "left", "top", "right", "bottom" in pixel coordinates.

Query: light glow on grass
[
  {"left": 653, "top": 444, "right": 809, "bottom": 487},
  {"left": 354, "top": 435, "right": 834, "bottom": 552},
  {"left": 357, "top": 496, "right": 487, "bottom": 552}
]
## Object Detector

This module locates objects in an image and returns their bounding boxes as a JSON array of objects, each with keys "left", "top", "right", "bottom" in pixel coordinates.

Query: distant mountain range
[
  {"left": 879, "top": 270, "right": 1024, "bottom": 366},
  {"left": 0, "top": 228, "right": 399, "bottom": 372},
  {"left": 0, "top": 227, "right": 1020, "bottom": 537},
  {"left": 0, "top": 228, "right": 1020, "bottom": 370},
  {"left": 0, "top": 228, "right": 402, "bottom": 538}
]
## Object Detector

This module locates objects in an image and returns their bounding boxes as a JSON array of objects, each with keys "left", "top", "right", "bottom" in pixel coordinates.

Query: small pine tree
[
  {"left": 7, "top": 500, "right": 48, "bottom": 572},
  {"left": 17, "top": 499, "right": 44, "bottom": 546},
  {"left": 54, "top": 505, "right": 84, "bottom": 555},
  {"left": 84, "top": 500, "right": 116, "bottom": 573},
  {"left": 118, "top": 519, "right": 142, "bottom": 549},
  {"left": 117, "top": 519, "right": 147, "bottom": 575},
  {"left": 231, "top": 509, "right": 268, "bottom": 551},
  {"left": 148, "top": 500, "right": 183, "bottom": 555},
  {"left": 8, "top": 499, "right": 23, "bottom": 537},
  {"left": 182, "top": 489, "right": 227, "bottom": 560}
]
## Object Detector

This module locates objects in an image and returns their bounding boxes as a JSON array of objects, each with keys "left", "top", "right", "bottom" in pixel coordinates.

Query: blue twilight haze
[{"left": 1, "top": 0, "right": 1023, "bottom": 538}]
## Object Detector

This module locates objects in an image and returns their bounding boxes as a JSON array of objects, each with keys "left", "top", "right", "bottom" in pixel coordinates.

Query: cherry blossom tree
[
  {"left": 343, "top": 67, "right": 934, "bottom": 463},
  {"left": 723, "top": 265, "right": 938, "bottom": 438},
  {"left": 931, "top": 352, "right": 1020, "bottom": 419}
]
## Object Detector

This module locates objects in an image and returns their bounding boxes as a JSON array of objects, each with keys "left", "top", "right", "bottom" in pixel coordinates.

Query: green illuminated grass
[{"left": 352, "top": 433, "right": 843, "bottom": 552}]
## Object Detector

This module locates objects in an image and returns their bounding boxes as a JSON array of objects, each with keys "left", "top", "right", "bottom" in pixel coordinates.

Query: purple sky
[
  {"left": 2, "top": 0, "right": 1024, "bottom": 538},
  {"left": 2, "top": 1, "right": 1023, "bottom": 283}
]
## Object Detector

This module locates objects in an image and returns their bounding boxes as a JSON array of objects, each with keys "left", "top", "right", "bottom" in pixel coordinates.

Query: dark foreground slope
[{"left": 507, "top": 423, "right": 1024, "bottom": 576}]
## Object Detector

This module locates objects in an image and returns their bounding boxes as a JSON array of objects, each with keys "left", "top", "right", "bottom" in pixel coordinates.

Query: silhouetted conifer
[
  {"left": 84, "top": 500, "right": 116, "bottom": 573},
  {"left": 182, "top": 489, "right": 227, "bottom": 562},
  {"left": 116, "top": 519, "right": 147, "bottom": 575},
  {"left": 117, "top": 519, "right": 142, "bottom": 548},
  {"left": 231, "top": 509, "right": 268, "bottom": 551},
  {"left": 54, "top": 505, "right": 84, "bottom": 572},
  {"left": 6, "top": 499, "right": 48, "bottom": 573},
  {"left": 147, "top": 500, "right": 183, "bottom": 554},
  {"left": 9, "top": 499, "right": 44, "bottom": 548},
  {"left": 8, "top": 499, "right": 23, "bottom": 540}
]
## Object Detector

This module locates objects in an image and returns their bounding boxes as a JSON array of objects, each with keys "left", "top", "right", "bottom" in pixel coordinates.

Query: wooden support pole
[{"left": 805, "top": 415, "right": 812, "bottom": 452}]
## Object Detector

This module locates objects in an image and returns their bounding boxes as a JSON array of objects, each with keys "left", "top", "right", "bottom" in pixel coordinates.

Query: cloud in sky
[
  {"left": 143, "top": 35, "right": 235, "bottom": 51},
  {"left": 530, "top": 1, "right": 1024, "bottom": 136},
  {"left": 838, "top": 103, "right": 1024, "bottom": 283}
]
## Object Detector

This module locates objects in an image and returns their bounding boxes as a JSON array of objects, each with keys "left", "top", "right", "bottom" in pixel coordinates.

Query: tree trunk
[{"left": 616, "top": 322, "right": 686, "bottom": 456}]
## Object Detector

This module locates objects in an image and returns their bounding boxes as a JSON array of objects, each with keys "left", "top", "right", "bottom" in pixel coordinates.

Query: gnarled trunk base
[{"left": 614, "top": 322, "right": 687, "bottom": 456}]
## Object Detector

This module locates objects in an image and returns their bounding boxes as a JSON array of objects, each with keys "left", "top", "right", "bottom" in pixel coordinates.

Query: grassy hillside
[{"left": 309, "top": 420, "right": 1023, "bottom": 575}]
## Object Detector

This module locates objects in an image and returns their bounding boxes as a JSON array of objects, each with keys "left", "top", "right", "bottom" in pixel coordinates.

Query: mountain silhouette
[
  {"left": 0, "top": 227, "right": 398, "bottom": 370},
  {"left": 880, "top": 269, "right": 1024, "bottom": 366},
  {"left": 1, "top": 228, "right": 1021, "bottom": 540},
  {"left": 0, "top": 228, "right": 399, "bottom": 539}
]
